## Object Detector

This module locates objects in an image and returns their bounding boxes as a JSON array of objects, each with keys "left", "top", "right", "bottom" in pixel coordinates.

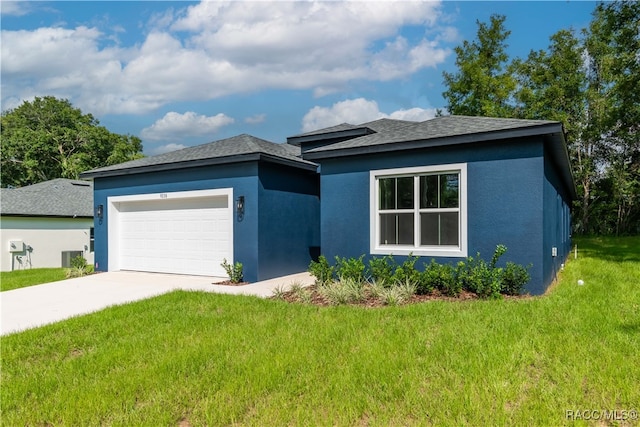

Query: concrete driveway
[{"left": 1, "top": 271, "right": 313, "bottom": 336}]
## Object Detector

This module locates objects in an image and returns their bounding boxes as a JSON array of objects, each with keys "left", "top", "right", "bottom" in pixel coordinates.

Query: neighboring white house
[{"left": 0, "top": 179, "right": 94, "bottom": 271}]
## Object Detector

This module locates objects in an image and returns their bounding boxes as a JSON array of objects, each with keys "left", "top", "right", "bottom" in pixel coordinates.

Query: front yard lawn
[
  {"left": 0, "top": 268, "right": 68, "bottom": 292},
  {"left": 1, "top": 237, "right": 639, "bottom": 425}
]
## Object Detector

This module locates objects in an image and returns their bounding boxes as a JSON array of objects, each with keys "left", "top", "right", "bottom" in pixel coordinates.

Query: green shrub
[
  {"left": 392, "top": 255, "right": 421, "bottom": 286},
  {"left": 309, "top": 255, "right": 334, "bottom": 285},
  {"left": 70, "top": 255, "right": 88, "bottom": 270},
  {"left": 456, "top": 246, "right": 508, "bottom": 299},
  {"left": 335, "top": 255, "right": 366, "bottom": 283},
  {"left": 422, "top": 260, "right": 458, "bottom": 296},
  {"left": 367, "top": 255, "right": 395, "bottom": 286},
  {"left": 221, "top": 258, "right": 243, "bottom": 283},
  {"left": 501, "top": 262, "right": 531, "bottom": 295}
]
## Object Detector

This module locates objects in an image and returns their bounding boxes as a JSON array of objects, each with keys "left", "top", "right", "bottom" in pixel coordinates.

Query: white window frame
[{"left": 370, "top": 164, "right": 467, "bottom": 258}]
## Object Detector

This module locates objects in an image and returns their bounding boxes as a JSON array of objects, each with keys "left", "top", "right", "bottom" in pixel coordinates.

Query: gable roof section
[
  {"left": 298, "top": 115, "right": 576, "bottom": 199},
  {"left": 80, "top": 134, "right": 317, "bottom": 179},
  {"left": 0, "top": 178, "right": 93, "bottom": 218}
]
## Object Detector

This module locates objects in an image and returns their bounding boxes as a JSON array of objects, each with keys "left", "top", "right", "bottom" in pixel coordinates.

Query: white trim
[
  {"left": 107, "top": 188, "right": 234, "bottom": 273},
  {"left": 370, "top": 164, "right": 467, "bottom": 258}
]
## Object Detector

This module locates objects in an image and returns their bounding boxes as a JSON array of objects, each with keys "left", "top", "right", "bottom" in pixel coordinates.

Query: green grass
[
  {"left": 0, "top": 268, "right": 68, "bottom": 291},
  {"left": 2, "top": 237, "right": 639, "bottom": 426}
]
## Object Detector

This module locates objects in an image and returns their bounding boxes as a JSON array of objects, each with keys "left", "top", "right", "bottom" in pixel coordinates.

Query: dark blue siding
[
  {"left": 542, "top": 151, "right": 573, "bottom": 293},
  {"left": 257, "top": 163, "right": 320, "bottom": 280},
  {"left": 318, "top": 138, "right": 555, "bottom": 294}
]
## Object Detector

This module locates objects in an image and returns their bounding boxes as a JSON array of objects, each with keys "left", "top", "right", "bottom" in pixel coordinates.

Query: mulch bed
[
  {"left": 212, "top": 280, "right": 250, "bottom": 286},
  {"left": 275, "top": 285, "right": 530, "bottom": 307}
]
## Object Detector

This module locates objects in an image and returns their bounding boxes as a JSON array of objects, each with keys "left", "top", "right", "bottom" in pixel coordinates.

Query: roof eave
[
  {"left": 80, "top": 152, "right": 316, "bottom": 179},
  {"left": 287, "top": 127, "right": 373, "bottom": 146},
  {"left": 0, "top": 213, "right": 93, "bottom": 219},
  {"left": 302, "top": 123, "right": 564, "bottom": 160}
]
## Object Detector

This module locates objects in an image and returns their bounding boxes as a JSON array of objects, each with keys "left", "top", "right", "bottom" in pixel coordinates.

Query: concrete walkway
[{"left": 1, "top": 271, "right": 314, "bottom": 336}]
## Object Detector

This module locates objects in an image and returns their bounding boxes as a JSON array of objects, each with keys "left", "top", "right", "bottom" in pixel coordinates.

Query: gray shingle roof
[
  {"left": 80, "top": 134, "right": 316, "bottom": 179},
  {"left": 1, "top": 178, "right": 93, "bottom": 217},
  {"left": 303, "top": 115, "right": 561, "bottom": 157},
  {"left": 298, "top": 114, "right": 575, "bottom": 199}
]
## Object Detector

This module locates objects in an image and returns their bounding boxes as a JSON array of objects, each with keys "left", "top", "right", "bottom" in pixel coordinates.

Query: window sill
[{"left": 371, "top": 245, "right": 467, "bottom": 258}]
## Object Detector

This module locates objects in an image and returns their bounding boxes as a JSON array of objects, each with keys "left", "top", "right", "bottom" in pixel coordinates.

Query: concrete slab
[{"left": 1, "top": 271, "right": 314, "bottom": 336}]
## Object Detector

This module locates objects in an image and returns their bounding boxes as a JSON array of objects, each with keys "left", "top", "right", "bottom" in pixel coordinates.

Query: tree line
[
  {"left": 442, "top": 1, "right": 639, "bottom": 236},
  {"left": 1, "top": 2, "right": 637, "bottom": 235}
]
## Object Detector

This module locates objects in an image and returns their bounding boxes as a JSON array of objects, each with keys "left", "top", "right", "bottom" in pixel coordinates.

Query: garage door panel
[{"left": 116, "top": 194, "right": 231, "bottom": 276}]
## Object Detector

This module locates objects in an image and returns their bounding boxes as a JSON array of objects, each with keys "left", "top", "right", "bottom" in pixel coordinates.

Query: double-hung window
[{"left": 370, "top": 164, "right": 467, "bottom": 257}]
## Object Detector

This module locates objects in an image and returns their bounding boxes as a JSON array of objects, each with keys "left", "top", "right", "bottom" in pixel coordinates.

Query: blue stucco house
[
  {"left": 289, "top": 115, "right": 576, "bottom": 295},
  {"left": 81, "top": 115, "right": 575, "bottom": 294}
]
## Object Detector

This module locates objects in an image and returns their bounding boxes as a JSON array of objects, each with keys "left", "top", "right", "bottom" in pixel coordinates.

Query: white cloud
[
  {"left": 1, "top": 1, "right": 453, "bottom": 115},
  {"left": 245, "top": 114, "right": 266, "bottom": 125},
  {"left": 149, "top": 143, "right": 188, "bottom": 156},
  {"left": 1, "top": 1, "right": 33, "bottom": 16},
  {"left": 141, "top": 111, "right": 234, "bottom": 141},
  {"left": 302, "top": 98, "right": 437, "bottom": 132}
]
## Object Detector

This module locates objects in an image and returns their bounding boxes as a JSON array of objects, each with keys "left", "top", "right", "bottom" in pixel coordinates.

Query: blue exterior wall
[
  {"left": 317, "top": 137, "right": 558, "bottom": 294},
  {"left": 542, "top": 148, "right": 573, "bottom": 292},
  {"left": 257, "top": 163, "right": 320, "bottom": 280},
  {"left": 93, "top": 161, "right": 318, "bottom": 283}
]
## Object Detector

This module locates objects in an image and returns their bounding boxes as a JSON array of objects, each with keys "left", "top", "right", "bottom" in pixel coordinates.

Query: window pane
[
  {"left": 379, "top": 178, "right": 395, "bottom": 210},
  {"left": 420, "top": 175, "right": 438, "bottom": 208},
  {"left": 396, "top": 177, "right": 414, "bottom": 209},
  {"left": 397, "top": 213, "right": 414, "bottom": 245},
  {"left": 380, "top": 213, "right": 396, "bottom": 245},
  {"left": 440, "top": 212, "right": 459, "bottom": 245},
  {"left": 420, "top": 212, "right": 459, "bottom": 246},
  {"left": 380, "top": 213, "right": 414, "bottom": 245},
  {"left": 440, "top": 173, "right": 459, "bottom": 208},
  {"left": 420, "top": 213, "right": 439, "bottom": 245}
]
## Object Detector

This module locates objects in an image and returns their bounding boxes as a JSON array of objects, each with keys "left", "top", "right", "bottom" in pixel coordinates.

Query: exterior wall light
[
  {"left": 96, "top": 204, "right": 104, "bottom": 219},
  {"left": 236, "top": 196, "right": 245, "bottom": 215}
]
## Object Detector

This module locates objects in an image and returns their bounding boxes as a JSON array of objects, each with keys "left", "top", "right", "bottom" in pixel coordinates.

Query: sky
[{"left": 1, "top": 1, "right": 598, "bottom": 155}]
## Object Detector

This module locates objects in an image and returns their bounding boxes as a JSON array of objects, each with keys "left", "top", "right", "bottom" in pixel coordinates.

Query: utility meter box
[{"left": 9, "top": 240, "right": 24, "bottom": 252}]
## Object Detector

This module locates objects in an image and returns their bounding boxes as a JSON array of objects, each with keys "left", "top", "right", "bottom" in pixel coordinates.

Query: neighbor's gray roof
[
  {"left": 0, "top": 178, "right": 93, "bottom": 218},
  {"left": 302, "top": 115, "right": 562, "bottom": 157},
  {"left": 80, "top": 134, "right": 317, "bottom": 179}
]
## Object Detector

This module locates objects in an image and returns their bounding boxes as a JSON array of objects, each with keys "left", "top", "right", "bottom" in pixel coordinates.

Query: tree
[
  {"left": 511, "top": 30, "right": 597, "bottom": 233},
  {"left": 442, "top": 14, "right": 516, "bottom": 117},
  {"left": 442, "top": 2, "right": 639, "bottom": 235},
  {"left": 582, "top": 1, "right": 640, "bottom": 234},
  {"left": 1, "top": 96, "right": 143, "bottom": 188}
]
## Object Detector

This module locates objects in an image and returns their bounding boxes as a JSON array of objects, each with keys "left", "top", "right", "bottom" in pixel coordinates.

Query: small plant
[
  {"left": 221, "top": 258, "right": 243, "bottom": 283},
  {"left": 66, "top": 255, "right": 89, "bottom": 278},
  {"left": 335, "top": 255, "right": 366, "bottom": 283},
  {"left": 456, "top": 245, "right": 508, "bottom": 299},
  {"left": 500, "top": 262, "right": 531, "bottom": 295},
  {"left": 421, "top": 260, "right": 458, "bottom": 296},
  {"left": 318, "top": 278, "right": 366, "bottom": 305},
  {"left": 392, "top": 255, "right": 421, "bottom": 286},
  {"left": 375, "top": 280, "right": 416, "bottom": 306},
  {"left": 367, "top": 255, "right": 395, "bottom": 286},
  {"left": 271, "top": 285, "right": 287, "bottom": 300},
  {"left": 288, "top": 281, "right": 313, "bottom": 303},
  {"left": 309, "top": 255, "right": 334, "bottom": 285},
  {"left": 70, "top": 255, "right": 88, "bottom": 270}
]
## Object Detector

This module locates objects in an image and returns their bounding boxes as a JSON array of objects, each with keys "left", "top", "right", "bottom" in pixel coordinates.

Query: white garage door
[{"left": 112, "top": 191, "right": 232, "bottom": 277}]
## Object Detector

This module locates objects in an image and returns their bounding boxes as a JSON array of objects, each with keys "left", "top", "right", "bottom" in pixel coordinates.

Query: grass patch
[
  {"left": 1, "top": 237, "right": 639, "bottom": 425},
  {"left": 1, "top": 268, "right": 68, "bottom": 292}
]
